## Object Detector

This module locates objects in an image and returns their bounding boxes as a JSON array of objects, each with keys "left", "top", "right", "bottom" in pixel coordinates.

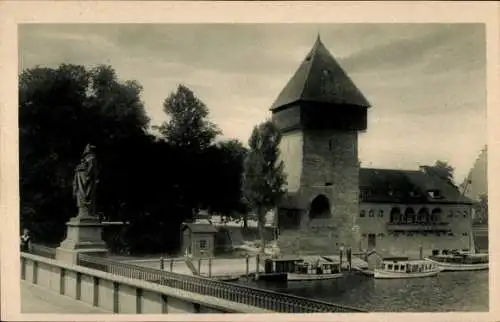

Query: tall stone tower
[{"left": 271, "top": 36, "right": 371, "bottom": 255}]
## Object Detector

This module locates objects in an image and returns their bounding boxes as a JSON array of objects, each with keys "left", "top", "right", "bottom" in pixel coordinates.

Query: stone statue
[{"left": 73, "top": 144, "right": 98, "bottom": 217}]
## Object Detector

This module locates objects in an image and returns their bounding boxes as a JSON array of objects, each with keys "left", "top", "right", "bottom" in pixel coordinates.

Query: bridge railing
[
  {"left": 25, "top": 244, "right": 365, "bottom": 313},
  {"left": 78, "top": 253, "right": 365, "bottom": 313},
  {"left": 21, "top": 251, "right": 268, "bottom": 313},
  {"left": 30, "top": 243, "right": 56, "bottom": 259}
]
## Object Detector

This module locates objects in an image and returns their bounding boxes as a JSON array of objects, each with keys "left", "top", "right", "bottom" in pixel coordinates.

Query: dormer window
[
  {"left": 427, "top": 190, "right": 442, "bottom": 199},
  {"left": 410, "top": 191, "right": 421, "bottom": 198}
]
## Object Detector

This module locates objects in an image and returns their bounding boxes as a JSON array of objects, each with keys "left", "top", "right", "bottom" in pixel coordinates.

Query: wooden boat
[
  {"left": 263, "top": 256, "right": 344, "bottom": 281},
  {"left": 374, "top": 257, "right": 440, "bottom": 279},
  {"left": 425, "top": 250, "right": 488, "bottom": 271},
  {"left": 287, "top": 259, "right": 344, "bottom": 281}
]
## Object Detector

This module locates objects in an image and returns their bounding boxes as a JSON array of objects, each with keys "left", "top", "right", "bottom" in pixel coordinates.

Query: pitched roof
[
  {"left": 270, "top": 35, "right": 371, "bottom": 111},
  {"left": 359, "top": 168, "right": 474, "bottom": 205},
  {"left": 181, "top": 223, "right": 218, "bottom": 233}
]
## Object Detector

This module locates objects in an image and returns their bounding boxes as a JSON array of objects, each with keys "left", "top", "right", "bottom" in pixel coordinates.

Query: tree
[
  {"left": 154, "top": 84, "right": 222, "bottom": 221},
  {"left": 242, "top": 120, "right": 287, "bottom": 253},
  {"left": 19, "top": 63, "right": 152, "bottom": 245},
  {"left": 201, "top": 139, "right": 248, "bottom": 218},
  {"left": 474, "top": 194, "right": 488, "bottom": 225},
  {"left": 156, "top": 84, "right": 221, "bottom": 151},
  {"left": 421, "top": 160, "right": 455, "bottom": 185}
]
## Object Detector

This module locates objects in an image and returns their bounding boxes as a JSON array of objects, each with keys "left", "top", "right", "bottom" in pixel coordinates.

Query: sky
[{"left": 18, "top": 23, "right": 487, "bottom": 183}]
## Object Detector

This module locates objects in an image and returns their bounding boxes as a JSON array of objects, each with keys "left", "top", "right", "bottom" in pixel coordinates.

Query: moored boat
[
  {"left": 374, "top": 257, "right": 440, "bottom": 279},
  {"left": 425, "top": 250, "right": 488, "bottom": 271},
  {"left": 287, "top": 258, "right": 344, "bottom": 281},
  {"left": 263, "top": 256, "right": 345, "bottom": 281}
]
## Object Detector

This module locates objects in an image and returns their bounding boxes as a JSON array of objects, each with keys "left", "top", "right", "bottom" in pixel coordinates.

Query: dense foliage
[
  {"left": 19, "top": 64, "right": 247, "bottom": 254},
  {"left": 421, "top": 160, "right": 456, "bottom": 186}
]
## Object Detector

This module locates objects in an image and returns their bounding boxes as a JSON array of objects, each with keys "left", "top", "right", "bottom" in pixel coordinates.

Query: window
[
  {"left": 369, "top": 210, "right": 374, "bottom": 217},
  {"left": 328, "top": 139, "right": 332, "bottom": 150},
  {"left": 447, "top": 232, "right": 454, "bottom": 237},
  {"left": 360, "top": 210, "right": 366, "bottom": 218},
  {"left": 393, "top": 265, "right": 399, "bottom": 271},
  {"left": 463, "top": 211, "right": 468, "bottom": 218},
  {"left": 427, "top": 190, "right": 442, "bottom": 199},
  {"left": 325, "top": 182, "right": 332, "bottom": 186},
  {"left": 199, "top": 239, "right": 208, "bottom": 249},
  {"left": 388, "top": 264, "right": 393, "bottom": 270},
  {"left": 378, "top": 210, "right": 384, "bottom": 218},
  {"left": 462, "top": 232, "right": 468, "bottom": 237}
]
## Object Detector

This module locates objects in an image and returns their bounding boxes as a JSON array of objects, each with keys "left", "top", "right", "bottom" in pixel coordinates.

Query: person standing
[
  {"left": 346, "top": 247, "right": 352, "bottom": 271},
  {"left": 20, "top": 229, "right": 31, "bottom": 252}
]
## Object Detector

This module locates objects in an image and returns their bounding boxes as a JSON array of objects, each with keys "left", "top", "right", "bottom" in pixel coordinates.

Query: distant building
[
  {"left": 461, "top": 145, "right": 487, "bottom": 201},
  {"left": 357, "top": 168, "right": 474, "bottom": 258}
]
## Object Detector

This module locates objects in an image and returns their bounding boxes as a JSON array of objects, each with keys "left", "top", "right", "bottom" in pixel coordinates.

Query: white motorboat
[
  {"left": 374, "top": 258, "right": 440, "bottom": 279},
  {"left": 425, "top": 250, "right": 488, "bottom": 271}
]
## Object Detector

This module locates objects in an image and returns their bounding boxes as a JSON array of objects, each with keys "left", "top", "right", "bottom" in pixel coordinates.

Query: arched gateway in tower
[{"left": 271, "top": 36, "right": 371, "bottom": 255}]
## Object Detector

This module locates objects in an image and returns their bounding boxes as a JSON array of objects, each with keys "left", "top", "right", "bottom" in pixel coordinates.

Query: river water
[{"left": 239, "top": 271, "right": 489, "bottom": 312}]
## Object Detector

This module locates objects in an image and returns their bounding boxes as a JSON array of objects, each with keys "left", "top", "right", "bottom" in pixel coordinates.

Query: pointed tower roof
[{"left": 270, "top": 35, "right": 371, "bottom": 111}]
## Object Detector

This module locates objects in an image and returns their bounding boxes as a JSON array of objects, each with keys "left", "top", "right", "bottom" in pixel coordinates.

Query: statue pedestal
[{"left": 56, "top": 215, "right": 108, "bottom": 264}]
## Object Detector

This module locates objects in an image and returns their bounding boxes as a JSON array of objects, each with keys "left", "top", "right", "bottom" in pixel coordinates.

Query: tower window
[
  {"left": 328, "top": 139, "right": 332, "bottom": 150},
  {"left": 360, "top": 210, "right": 366, "bottom": 218},
  {"left": 369, "top": 210, "right": 374, "bottom": 217}
]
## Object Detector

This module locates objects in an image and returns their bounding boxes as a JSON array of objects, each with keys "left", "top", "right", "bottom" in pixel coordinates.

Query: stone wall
[
  {"left": 278, "top": 130, "right": 360, "bottom": 255},
  {"left": 278, "top": 130, "right": 303, "bottom": 193}
]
